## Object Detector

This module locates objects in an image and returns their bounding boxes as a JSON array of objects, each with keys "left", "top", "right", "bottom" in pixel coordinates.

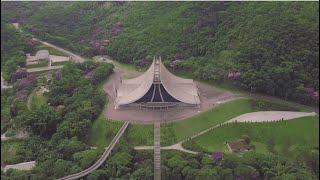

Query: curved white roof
[
  {"left": 115, "top": 60, "right": 155, "bottom": 107},
  {"left": 115, "top": 57, "right": 200, "bottom": 108}
]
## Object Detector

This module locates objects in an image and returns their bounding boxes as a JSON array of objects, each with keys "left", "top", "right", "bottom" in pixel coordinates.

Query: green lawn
[
  {"left": 51, "top": 61, "right": 69, "bottom": 66},
  {"left": 161, "top": 98, "right": 301, "bottom": 146},
  {"left": 1, "top": 141, "right": 25, "bottom": 167},
  {"left": 122, "top": 74, "right": 137, "bottom": 79},
  {"left": 30, "top": 89, "right": 49, "bottom": 110},
  {"left": 88, "top": 117, "right": 123, "bottom": 149},
  {"left": 112, "top": 60, "right": 144, "bottom": 72},
  {"left": 124, "top": 124, "right": 154, "bottom": 146},
  {"left": 183, "top": 116, "right": 319, "bottom": 159},
  {"left": 26, "top": 62, "right": 49, "bottom": 68},
  {"left": 30, "top": 70, "right": 56, "bottom": 75}
]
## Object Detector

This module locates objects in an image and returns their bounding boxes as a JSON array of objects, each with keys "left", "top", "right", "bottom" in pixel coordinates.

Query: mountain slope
[{"left": 1, "top": 2, "right": 319, "bottom": 104}]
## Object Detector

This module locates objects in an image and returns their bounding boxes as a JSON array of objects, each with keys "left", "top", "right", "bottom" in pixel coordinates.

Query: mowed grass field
[
  {"left": 95, "top": 98, "right": 304, "bottom": 147},
  {"left": 1, "top": 141, "right": 27, "bottom": 168},
  {"left": 161, "top": 98, "right": 300, "bottom": 145},
  {"left": 183, "top": 116, "right": 319, "bottom": 158},
  {"left": 89, "top": 117, "right": 123, "bottom": 149},
  {"left": 30, "top": 89, "right": 49, "bottom": 110},
  {"left": 124, "top": 124, "right": 154, "bottom": 146}
]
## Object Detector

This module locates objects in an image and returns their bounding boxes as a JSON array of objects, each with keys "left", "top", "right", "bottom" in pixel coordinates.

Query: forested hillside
[
  {"left": 1, "top": 2, "right": 319, "bottom": 104},
  {"left": 1, "top": 22, "right": 27, "bottom": 80}
]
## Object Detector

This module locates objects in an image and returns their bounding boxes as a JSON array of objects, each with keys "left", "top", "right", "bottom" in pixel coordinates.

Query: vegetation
[
  {"left": 89, "top": 117, "right": 122, "bottom": 148},
  {"left": 183, "top": 116, "right": 319, "bottom": 158},
  {"left": 30, "top": 88, "right": 49, "bottom": 110},
  {"left": 1, "top": 2, "right": 319, "bottom": 179},
  {"left": 161, "top": 98, "right": 300, "bottom": 145},
  {"left": 124, "top": 123, "right": 154, "bottom": 146},
  {"left": 26, "top": 62, "right": 48, "bottom": 68},
  {"left": 1, "top": 140, "right": 34, "bottom": 169},
  {"left": 1, "top": 61, "right": 114, "bottom": 179},
  {"left": 1, "top": 2, "right": 318, "bottom": 104},
  {"left": 51, "top": 61, "right": 69, "bottom": 66},
  {"left": 1, "top": 22, "right": 27, "bottom": 81}
]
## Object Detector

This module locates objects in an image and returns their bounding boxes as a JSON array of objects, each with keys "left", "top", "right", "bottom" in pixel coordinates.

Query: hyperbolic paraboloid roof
[{"left": 115, "top": 57, "right": 200, "bottom": 108}]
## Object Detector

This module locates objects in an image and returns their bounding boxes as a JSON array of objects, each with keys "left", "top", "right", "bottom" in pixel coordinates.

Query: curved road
[
  {"left": 58, "top": 122, "right": 129, "bottom": 180},
  {"left": 12, "top": 23, "right": 85, "bottom": 63},
  {"left": 40, "top": 41, "right": 85, "bottom": 63}
]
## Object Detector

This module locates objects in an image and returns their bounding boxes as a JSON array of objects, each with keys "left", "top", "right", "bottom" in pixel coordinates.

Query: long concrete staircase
[
  {"left": 58, "top": 122, "right": 129, "bottom": 180},
  {"left": 154, "top": 122, "right": 161, "bottom": 180}
]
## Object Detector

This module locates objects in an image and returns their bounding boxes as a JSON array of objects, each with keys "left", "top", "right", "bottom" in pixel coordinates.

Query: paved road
[
  {"left": 12, "top": 23, "right": 85, "bottom": 63},
  {"left": 41, "top": 41, "right": 85, "bottom": 63},
  {"left": 57, "top": 122, "right": 129, "bottom": 180}
]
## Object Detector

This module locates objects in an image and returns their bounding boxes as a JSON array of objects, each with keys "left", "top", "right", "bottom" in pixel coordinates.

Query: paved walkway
[
  {"left": 227, "top": 111, "right": 317, "bottom": 123},
  {"left": 134, "top": 111, "right": 317, "bottom": 154},
  {"left": 58, "top": 122, "right": 129, "bottom": 180},
  {"left": 154, "top": 122, "right": 161, "bottom": 180},
  {"left": 3, "top": 161, "right": 36, "bottom": 172},
  {"left": 1, "top": 131, "right": 29, "bottom": 141}
]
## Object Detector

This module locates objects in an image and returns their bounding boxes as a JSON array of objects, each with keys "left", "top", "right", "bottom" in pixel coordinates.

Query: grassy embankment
[
  {"left": 107, "top": 98, "right": 300, "bottom": 147},
  {"left": 30, "top": 88, "right": 49, "bottom": 110},
  {"left": 182, "top": 115, "right": 319, "bottom": 159}
]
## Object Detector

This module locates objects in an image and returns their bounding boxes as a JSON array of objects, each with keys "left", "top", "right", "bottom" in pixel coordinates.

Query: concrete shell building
[{"left": 115, "top": 57, "right": 200, "bottom": 109}]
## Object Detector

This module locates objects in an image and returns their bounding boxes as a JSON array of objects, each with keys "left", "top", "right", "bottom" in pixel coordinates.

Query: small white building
[
  {"left": 26, "top": 50, "right": 50, "bottom": 65},
  {"left": 35, "top": 50, "right": 49, "bottom": 60}
]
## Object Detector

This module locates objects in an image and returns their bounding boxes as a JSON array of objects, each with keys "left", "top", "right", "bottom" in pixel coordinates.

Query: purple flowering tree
[
  {"left": 15, "top": 74, "right": 38, "bottom": 100},
  {"left": 304, "top": 87, "right": 319, "bottom": 100},
  {"left": 136, "top": 58, "right": 147, "bottom": 66},
  {"left": 228, "top": 72, "right": 241, "bottom": 80},
  {"left": 235, "top": 176, "right": 243, "bottom": 180},
  {"left": 110, "top": 22, "right": 123, "bottom": 37},
  {"left": 12, "top": 68, "right": 28, "bottom": 82},
  {"left": 53, "top": 71, "right": 62, "bottom": 81},
  {"left": 172, "top": 53, "right": 183, "bottom": 60},
  {"left": 211, "top": 151, "right": 224, "bottom": 161}
]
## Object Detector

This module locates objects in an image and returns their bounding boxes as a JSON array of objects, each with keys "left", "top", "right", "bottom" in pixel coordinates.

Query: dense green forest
[
  {"left": 1, "top": 21, "right": 28, "bottom": 80},
  {"left": 3, "top": 143, "right": 318, "bottom": 180},
  {"left": 1, "top": 61, "right": 114, "bottom": 179},
  {"left": 1, "top": 2, "right": 319, "bottom": 104}
]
